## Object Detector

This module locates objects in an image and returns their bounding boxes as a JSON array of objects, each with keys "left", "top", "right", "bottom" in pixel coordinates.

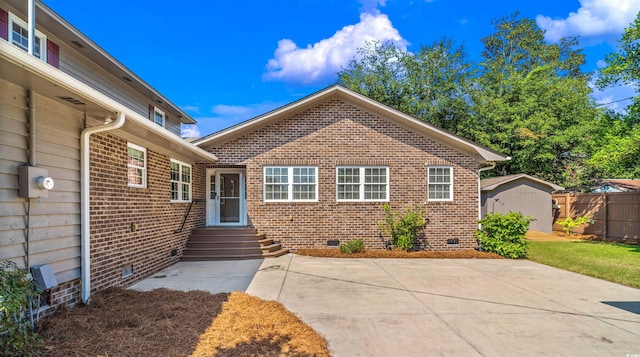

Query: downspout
[
  {"left": 477, "top": 162, "right": 497, "bottom": 229},
  {"left": 80, "top": 112, "right": 125, "bottom": 304},
  {"left": 27, "top": 0, "right": 35, "bottom": 56}
]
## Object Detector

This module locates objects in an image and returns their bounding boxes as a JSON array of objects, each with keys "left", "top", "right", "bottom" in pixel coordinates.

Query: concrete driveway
[{"left": 132, "top": 255, "right": 640, "bottom": 356}]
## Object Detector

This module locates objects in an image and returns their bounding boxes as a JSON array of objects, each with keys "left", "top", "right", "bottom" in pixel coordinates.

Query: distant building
[{"left": 591, "top": 179, "right": 640, "bottom": 193}]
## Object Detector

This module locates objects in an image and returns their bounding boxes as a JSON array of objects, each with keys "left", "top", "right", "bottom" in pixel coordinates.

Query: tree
[
  {"left": 597, "top": 12, "right": 640, "bottom": 89},
  {"left": 468, "top": 13, "right": 599, "bottom": 187},
  {"left": 588, "top": 111, "right": 640, "bottom": 178},
  {"left": 591, "top": 11, "right": 640, "bottom": 179},
  {"left": 338, "top": 39, "right": 475, "bottom": 133}
]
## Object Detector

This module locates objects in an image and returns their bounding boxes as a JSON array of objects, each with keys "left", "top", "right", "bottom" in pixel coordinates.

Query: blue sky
[{"left": 43, "top": 0, "right": 639, "bottom": 137}]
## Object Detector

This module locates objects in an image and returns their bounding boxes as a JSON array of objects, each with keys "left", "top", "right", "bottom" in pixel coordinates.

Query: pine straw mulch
[
  {"left": 295, "top": 249, "right": 503, "bottom": 259},
  {"left": 38, "top": 288, "right": 330, "bottom": 357}
]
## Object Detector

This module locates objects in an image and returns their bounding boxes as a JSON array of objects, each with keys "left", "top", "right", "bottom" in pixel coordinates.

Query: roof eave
[
  {"left": 197, "top": 85, "right": 509, "bottom": 163},
  {"left": 7, "top": 0, "right": 196, "bottom": 125},
  {"left": 0, "top": 41, "right": 217, "bottom": 163}
]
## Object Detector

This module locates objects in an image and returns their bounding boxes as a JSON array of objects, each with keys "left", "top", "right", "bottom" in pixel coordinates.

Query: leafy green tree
[
  {"left": 338, "top": 39, "right": 475, "bottom": 133},
  {"left": 591, "top": 12, "right": 640, "bottom": 179},
  {"left": 467, "top": 13, "right": 599, "bottom": 186},
  {"left": 597, "top": 12, "right": 640, "bottom": 89},
  {"left": 588, "top": 110, "right": 640, "bottom": 178}
]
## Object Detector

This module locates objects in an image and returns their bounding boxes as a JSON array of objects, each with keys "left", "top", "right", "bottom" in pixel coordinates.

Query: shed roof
[
  {"left": 481, "top": 174, "right": 564, "bottom": 192},
  {"left": 195, "top": 85, "right": 509, "bottom": 163}
]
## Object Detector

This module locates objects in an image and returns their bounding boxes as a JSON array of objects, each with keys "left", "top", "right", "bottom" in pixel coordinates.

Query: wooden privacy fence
[{"left": 552, "top": 193, "right": 640, "bottom": 242}]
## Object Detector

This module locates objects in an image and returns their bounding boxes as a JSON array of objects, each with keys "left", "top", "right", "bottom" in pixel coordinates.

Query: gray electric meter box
[
  {"left": 31, "top": 264, "right": 58, "bottom": 291},
  {"left": 18, "top": 166, "right": 53, "bottom": 198}
]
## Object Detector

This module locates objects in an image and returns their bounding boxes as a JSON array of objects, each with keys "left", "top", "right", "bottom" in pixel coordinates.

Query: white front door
[{"left": 206, "top": 169, "right": 246, "bottom": 226}]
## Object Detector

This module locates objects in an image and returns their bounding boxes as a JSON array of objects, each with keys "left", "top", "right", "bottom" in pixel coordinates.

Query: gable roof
[
  {"left": 481, "top": 174, "right": 564, "bottom": 192},
  {"left": 195, "top": 85, "right": 509, "bottom": 163}
]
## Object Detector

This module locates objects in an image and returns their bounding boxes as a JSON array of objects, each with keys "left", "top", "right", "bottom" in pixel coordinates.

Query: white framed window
[
  {"left": 8, "top": 12, "right": 46, "bottom": 60},
  {"left": 127, "top": 143, "right": 146, "bottom": 188},
  {"left": 264, "top": 166, "right": 317, "bottom": 202},
  {"left": 170, "top": 159, "right": 191, "bottom": 202},
  {"left": 336, "top": 166, "right": 389, "bottom": 202},
  {"left": 153, "top": 107, "right": 165, "bottom": 127},
  {"left": 428, "top": 166, "right": 453, "bottom": 201}
]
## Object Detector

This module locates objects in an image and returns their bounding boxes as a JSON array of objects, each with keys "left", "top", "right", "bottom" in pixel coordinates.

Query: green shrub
[
  {"left": 475, "top": 212, "right": 535, "bottom": 259},
  {"left": 339, "top": 239, "right": 365, "bottom": 255},
  {"left": 557, "top": 216, "right": 595, "bottom": 236},
  {"left": 378, "top": 204, "right": 428, "bottom": 252},
  {"left": 0, "top": 260, "right": 43, "bottom": 356}
]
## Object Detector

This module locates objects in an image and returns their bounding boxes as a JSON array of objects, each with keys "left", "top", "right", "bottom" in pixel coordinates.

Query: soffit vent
[
  {"left": 122, "top": 76, "right": 132, "bottom": 82},
  {"left": 57, "top": 96, "right": 86, "bottom": 105},
  {"left": 70, "top": 40, "right": 85, "bottom": 48}
]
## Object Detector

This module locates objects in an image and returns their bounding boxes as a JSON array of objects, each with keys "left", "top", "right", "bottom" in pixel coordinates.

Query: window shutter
[
  {"left": 149, "top": 105, "right": 154, "bottom": 120},
  {"left": 46, "top": 39, "right": 59, "bottom": 68},
  {"left": 0, "top": 8, "right": 8, "bottom": 41}
]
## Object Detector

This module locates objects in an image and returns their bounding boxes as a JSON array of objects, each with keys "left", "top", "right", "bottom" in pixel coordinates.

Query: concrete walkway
[{"left": 132, "top": 255, "right": 640, "bottom": 356}]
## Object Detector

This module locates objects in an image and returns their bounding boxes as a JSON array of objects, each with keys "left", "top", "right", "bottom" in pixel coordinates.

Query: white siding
[
  {"left": 0, "top": 79, "right": 83, "bottom": 283},
  {"left": 58, "top": 47, "right": 182, "bottom": 136}
]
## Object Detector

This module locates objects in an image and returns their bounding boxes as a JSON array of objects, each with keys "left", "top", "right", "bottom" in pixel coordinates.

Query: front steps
[{"left": 181, "top": 227, "right": 289, "bottom": 261}]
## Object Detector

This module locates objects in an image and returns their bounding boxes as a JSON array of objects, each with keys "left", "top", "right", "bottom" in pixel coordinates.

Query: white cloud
[
  {"left": 181, "top": 125, "right": 201, "bottom": 138},
  {"left": 536, "top": 0, "right": 640, "bottom": 42},
  {"left": 264, "top": 12, "right": 408, "bottom": 85}
]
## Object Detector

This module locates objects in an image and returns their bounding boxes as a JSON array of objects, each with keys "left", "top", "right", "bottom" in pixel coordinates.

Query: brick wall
[
  {"left": 88, "top": 132, "right": 205, "bottom": 293},
  {"left": 205, "top": 98, "right": 480, "bottom": 251}
]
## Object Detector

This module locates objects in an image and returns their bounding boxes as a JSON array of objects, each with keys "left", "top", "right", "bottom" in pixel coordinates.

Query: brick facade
[
  {"left": 204, "top": 98, "right": 480, "bottom": 251},
  {"left": 88, "top": 132, "right": 205, "bottom": 293}
]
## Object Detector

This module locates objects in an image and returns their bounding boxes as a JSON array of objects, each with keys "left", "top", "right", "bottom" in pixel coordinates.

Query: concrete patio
[{"left": 131, "top": 255, "right": 640, "bottom": 356}]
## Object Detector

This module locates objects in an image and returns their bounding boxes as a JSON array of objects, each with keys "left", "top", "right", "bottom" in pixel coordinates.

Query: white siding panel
[
  {"left": 58, "top": 52, "right": 148, "bottom": 118},
  {"left": 58, "top": 51, "right": 183, "bottom": 137},
  {"left": 0, "top": 229, "right": 26, "bottom": 246},
  {"left": 0, "top": 79, "right": 83, "bottom": 280},
  {"left": 0, "top": 202, "right": 25, "bottom": 217}
]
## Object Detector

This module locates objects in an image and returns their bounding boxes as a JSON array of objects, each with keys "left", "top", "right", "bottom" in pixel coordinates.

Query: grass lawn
[{"left": 528, "top": 240, "right": 640, "bottom": 289}]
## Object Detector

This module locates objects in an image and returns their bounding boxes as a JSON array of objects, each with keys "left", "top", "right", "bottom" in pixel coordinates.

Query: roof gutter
[
  {"left": 0, "top": 41, "right": 217, "bottom": 162},
  {"left": 80, "top": 112, "right": 125, "bottom": 303}
]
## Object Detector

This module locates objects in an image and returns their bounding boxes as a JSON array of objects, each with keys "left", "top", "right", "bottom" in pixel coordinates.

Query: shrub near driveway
[{"left": 476, "top": 212, "right": 534, "bottom": 259}]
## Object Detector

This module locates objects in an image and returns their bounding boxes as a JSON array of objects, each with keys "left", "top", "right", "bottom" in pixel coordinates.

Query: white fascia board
[{"left": 0, "top": 41, "right": 217, "bottom": 162}]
